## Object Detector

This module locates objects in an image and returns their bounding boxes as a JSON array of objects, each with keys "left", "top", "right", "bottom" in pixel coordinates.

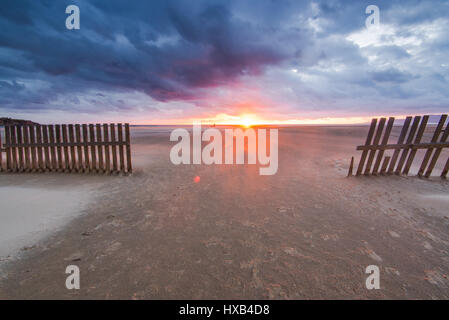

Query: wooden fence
[
  {"left": 0, "top": 123, "right": 132, "bottom": 174},
  {"left": 348, "top": 114, "right": 449, "bottom": 178}
]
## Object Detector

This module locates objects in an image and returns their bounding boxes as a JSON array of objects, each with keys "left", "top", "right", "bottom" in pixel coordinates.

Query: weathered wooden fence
[
  {"left": 348, "top": 114, "right": 449, "bottom": 178},
  {"left": 0, "top": 123, "right": 132, "bottom": 174}
]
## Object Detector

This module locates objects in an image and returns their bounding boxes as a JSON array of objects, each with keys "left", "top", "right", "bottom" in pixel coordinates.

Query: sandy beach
[{"left": 0, "top": 125, "right": 448, "bottom": 299}]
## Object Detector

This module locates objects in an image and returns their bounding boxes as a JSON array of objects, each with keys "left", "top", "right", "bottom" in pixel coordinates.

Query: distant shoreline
[{"left": 0, "top": 118, "right": 39, "bottom": 126}]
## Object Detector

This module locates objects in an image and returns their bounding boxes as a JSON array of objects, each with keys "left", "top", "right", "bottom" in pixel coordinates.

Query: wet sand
[{"left": 0, "top": 125, "right": 448, "bottom": 299}]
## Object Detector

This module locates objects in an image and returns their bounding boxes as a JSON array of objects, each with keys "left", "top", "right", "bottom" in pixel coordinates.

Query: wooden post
[
  {"left": 387, "top": 116, "right": 412, "bottom": 174},
  {"left": 0, "top": 127, "right": 3, "bottom": 172},
  {"left": 347, "top": 156, "right": 354, "bottom": 176},
  {"left": 364, "top": 118, "right": 386, "bottom": 175},
  {"left": 418, "top": 114, "right": 447, "bottom": 177},
  {"left": 36, "top": 125, "right": 44, "bottom": 172},
  {"left": 125, "top": 123, "right": 132, "bottom": 174},
  {"left": 372, "top": 117, "right": 394, "bottom": 175},
  {"left": 62, "top": 124, "right": 70, "bottom": 172},
  {"left": 118, "top": 124, "right": 125, "bottom": 174},
  {"left": 42, "top": 125, "right": 51, "bottom": 171},
  {"left": 23, "top": 125, "right": 31, "bottom": 172},
  {"left": 395, "top": 116, "right": 421, "bottom": 174},
  {"left": 75, "top": 124, "right": 83, "bottom": 172},
  {"left": 5, "top": 125, "right": 12, "bottom": 172},
  {"left": 29, "top": 125, "right": 37, "bottom": 172},
  {"left": 103, "top": 124, "right": 111, "bottom": 174},
  {"left": 48, "top": 125, "right": 57, "bottom": 171},
  {"left": 68, "top": 124, "right": 76, "bottom": 172},
  {"left": 356, "top": 119, "right": 377, "bottom": 176},
  {"left": 380, "top": 156, "right": 391, "bottom": 175},
  {"left": 424, "top": 120, "right": 449, "bottom": 178},
  {"left": 441, "top": 157, "right": 449, "bottom": 179},
  {"left": 96, "top": 124, "right": 104, "bottom": 173},
  {"left": 55, "top": 125, "right": 63, "bottom": 172},
  {"left": 89, "top": 124, "right": 97, "bottom": 172},
  {"left": 16, "top": 125, "right": 24, "bottom": 172},
  {"left": 110, "top": 124, "right": 118, "bottom": 174},
  {"left": 11, "top": 125, "right": 18, "bottom": 172},
  {"left": 403, "top": 115, "right": 429, "bottom": 175},
  {"left": 82, "top": 124, "right": 90, "bottom": 173}
]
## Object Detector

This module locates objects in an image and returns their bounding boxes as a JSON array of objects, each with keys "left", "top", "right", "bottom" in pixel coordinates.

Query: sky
[{"left": 0, "top": 0, "right": 448, "bottom": 125}]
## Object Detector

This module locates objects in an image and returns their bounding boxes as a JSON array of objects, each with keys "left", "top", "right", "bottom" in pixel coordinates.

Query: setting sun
[
  {"left": 188, "top": 113, "right": 265, "bottom": 127},
  {"left": 240, "top": 115, "right": 256, "bottom": 128}
]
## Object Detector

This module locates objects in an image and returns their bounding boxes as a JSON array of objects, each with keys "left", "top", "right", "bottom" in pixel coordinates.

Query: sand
[
  {"left": 0, "top": 125, "right": 448, "bottom": 299},
  {"left": 0, "top": 186, "right": 93, "bottom": 261}
]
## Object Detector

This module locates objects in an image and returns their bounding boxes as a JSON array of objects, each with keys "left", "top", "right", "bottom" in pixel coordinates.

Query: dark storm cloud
[{"left": 0, "top": 0, "right": 288, "bottom": 111}]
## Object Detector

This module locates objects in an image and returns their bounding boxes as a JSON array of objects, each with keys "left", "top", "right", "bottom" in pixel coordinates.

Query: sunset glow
[
  {"left": 129, "top": 113, "right": 422, "bottom": 126},
  {"left": 238, "top": 115, "right": 258, "bottom": 127}
]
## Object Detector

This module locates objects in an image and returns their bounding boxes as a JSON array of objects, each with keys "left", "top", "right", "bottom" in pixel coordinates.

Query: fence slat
[
  {"left": 82, "top": 124, "right": 90, "bottom": 173},
  {"left": 10, "top": 125, "right": 18, "bottom": 172},
  {"left": 36, "top": 125, "right": 45, "bottom": 172},
  {"left": 96, "top": 124, "right": 104, "bottom": 173},
  {"left": 16, "top": 125, "right": 24, "bottom": 172},
  {"left": 55, "top": 125, "right": 63, "bottom": 172},
  {"left": 424, "top": 120, "right": 449, "bottom": 178},
  {"left": 418, "top": 114, "right": 447, "bottom": 177},
  {"left": 347, "top": 156, "right": 354, "bottom": 176},
  {"left": 387, "top": 116, "right": 412, "bottom": 174},
  {"left": 356, "top": 119, "right": 377, "bottom": 176},
  {"left": 110, "top": 124, "right": 118, "bottom": 174},
  {"left": 23, "top": 125, "right": 31, "bottom": 171},
  {"left": 103, "top": 124, "right": 111, "bottom": 174},
  {"left": 89, "top": 124, "right": 97, "bottom": 172},
  {"left": 395, "top": 116, "right": 421, "bottom": 174},
  {"left": 380, "top": 156, "right": 391, "bottom": 175},
  {"left": 48, "top": 125, "right": 57, "bottom": 171},
  {"left": 372, "top": 117, "right": 394, "bottom": 175},
  {"left": 62, "top": 125, "right": 70, "bottom": 172},
  {"left": 364, "top": 118, "right": 386, "bottom": 175},
  {"left": 403, "top": 115, "right": 429, "bottom": 175},
  {"left": 125, "top": 123, "right": 132, "bottom": 174},
  {"left": 75, "top": 124, "right": 83, "bottom": 172},
  {"left": 118, "top": 124, "right": 125, "bottom": 173},
  {"left": 42, "top": 125, "right": 51, "bottom": 171},
  {"left": 442, "top": 157, "right": 449, "bottom": 179},
  {"left": 5, "top": 126, "right": 12, "bottom": 171},
  {"left": 29, "top": 125, "right": 37, "bottom": 171},
  {"left": 68, "top": 124, "right": 76, "bottom": 172},
  {"left": 0, "top": 128, "right": 3, "bottom": 172}
]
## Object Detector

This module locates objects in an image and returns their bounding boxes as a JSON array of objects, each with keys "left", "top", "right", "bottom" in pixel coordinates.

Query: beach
[{"left": 0, "top": 125, "right": 448, "bottom": 299}]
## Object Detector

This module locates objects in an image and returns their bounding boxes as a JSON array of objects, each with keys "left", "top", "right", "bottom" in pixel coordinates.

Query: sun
[
  {"left": 196, "top": 113, "right": 264, "bottom": 127},
  {"left": 241, "top": 117, "right": 253, "bottom": 128},
  {"left": 239, "top": 115, "right": 256, "bottom": 128}
]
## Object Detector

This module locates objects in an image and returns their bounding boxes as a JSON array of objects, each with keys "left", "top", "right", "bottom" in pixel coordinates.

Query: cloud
[{"left": 0, "top": 0, "right": 448, "bottom": 122}]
